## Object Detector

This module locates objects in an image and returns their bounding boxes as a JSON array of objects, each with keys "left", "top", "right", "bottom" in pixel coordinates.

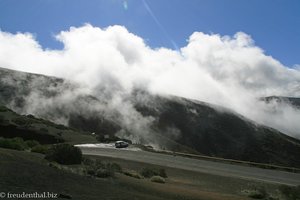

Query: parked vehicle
[{"left": 115, "top": 141, "right": 129, "bottom": 148}]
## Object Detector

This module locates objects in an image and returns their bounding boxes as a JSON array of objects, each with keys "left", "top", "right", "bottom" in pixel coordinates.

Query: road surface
[{"left": 80, "top": 147, "right": 300, "bottom": 186}]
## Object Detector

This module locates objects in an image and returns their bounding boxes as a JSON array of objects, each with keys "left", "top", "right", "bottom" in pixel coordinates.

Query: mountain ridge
[{"left": 1, "top": 67, "right": 300, "bottom": 167}]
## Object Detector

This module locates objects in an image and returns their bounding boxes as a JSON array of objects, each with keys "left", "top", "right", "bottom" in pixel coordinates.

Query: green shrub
[
  {"left": 140, "top": 167, "right": 167, "bottom": 178},
  {"left": 106, "top": 163, "right": 122, "bottom": 172},
  {"left": 95, "top": 160, "right": 105, "bottom": 169},
  {"left": 96, "top": 168, "right": 114, "bottom": 178},
  {"left": 123, "top": 170, "right": 143, "bottom": 179},
  {"left": 31, "top": 145, "right": 48, "bottom": 154},
  {"left": 83, "top": 158, "right": 121, "bottom": 178},
  {"left": 247, "top": 187, "right": 267, "bottom": 199},
  {"left": 0, "top": 137, "right": 28, "bottom": 150},
  {"left": 279, "top": 185, "right": 300, "bottom": 200},
  {"left": 25, "top": 140, "right": 40, "bottom": 148},
  {"left": 140, "top": 167, "right": 157, "bottom": 178},
  {"left": 45, "top": 144, "right": 82, "bottom": 165},
  {"left": 150, "top": 176, "right": 165, "bottom": 184},
  {"left": 159, "top": 168, "right": 168, "bottom": 178},
  {"left": 86, "top": 167, "right": 96, "bottom": 176},
  {"left": 82, "top": 158, "right": 121, "bottom": 178},
  {"left": 82, "top": 157, "right": 96, "bottom": 166}
]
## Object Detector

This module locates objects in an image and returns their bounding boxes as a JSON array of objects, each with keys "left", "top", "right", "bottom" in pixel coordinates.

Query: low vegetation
[
  {"left": 242, "top": 185, "right": 279, "bottom": 200},
  {"left": 0, "top": 137, "right": 50, "bottom": 155},
  {"left": 140, "top": 167, "right": 168, "bottom": 178},
  {"left": 31, "top": 145, "right": 49, "bottom": 154},
  {"left": 247, "top": 187, "right": 267, "bottom": 199},
  {"left": 150, "top": 176, "right": 166, "bottom": 184},
  {"left": 0, "top": 137, "right": 27, "bottom": 150},
  {"left": 279, "top": 185, "right": 300, "bottom": 200},
  {"left": 25, "top": 140, "right": 40, "bottom": 148},
  {"left": 45, "top": 144, "right": 82, "bottom": 165},
  {"left": 106, "top": 162, "right": 122, "bottom": 172},
  {"left": 82, "top": 157, "right": 122, "bottom": 178},
  {"left": 0, "top": 137, "right": 40, "bottom": 151},
  {"left": 96, "top": 168, "right": 114, "bottom": 178},
  {"left": 242, "top": 184, "right": 300, "bottom": 200},
  {"left": 81, "top": 157, "right": 168, "bottom": 182},
  {"left": 123, "top": 170, "right": 143, "bottom": 179},
  {"left": 121, "top": 167, "right": 168, "bottom": 182}
]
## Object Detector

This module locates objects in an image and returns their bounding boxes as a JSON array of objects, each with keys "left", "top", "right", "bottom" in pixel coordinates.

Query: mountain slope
[
  {"left": 1, "top": 67, "right": 300, "bottom": 167},
  {"left": 132, "top": 92, "right": 300, "bottom": 167},
  {"left": 0, "top": 104, "right": 97, "bottom": 144}
]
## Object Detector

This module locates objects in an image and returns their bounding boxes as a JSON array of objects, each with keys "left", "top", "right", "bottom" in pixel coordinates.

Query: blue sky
[{"left": 0, "top": 0, "right": 299, "bottom": 66}]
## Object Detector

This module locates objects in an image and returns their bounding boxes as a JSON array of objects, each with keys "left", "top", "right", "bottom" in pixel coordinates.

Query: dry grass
[{"left": 0, "top": 148, "right": 286, "bottom": 200}]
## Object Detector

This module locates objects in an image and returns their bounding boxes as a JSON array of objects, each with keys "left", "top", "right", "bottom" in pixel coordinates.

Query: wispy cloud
[{"left": 142, "top": 0, "right": 179, "bottom": 51}]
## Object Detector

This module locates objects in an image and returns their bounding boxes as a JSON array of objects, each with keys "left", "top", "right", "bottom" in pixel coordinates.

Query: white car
[{"left": 115, "top": 141, "right": 129, "bottom": 148}]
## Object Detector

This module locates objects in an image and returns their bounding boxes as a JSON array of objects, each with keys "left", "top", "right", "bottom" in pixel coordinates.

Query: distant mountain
[
  {"left": 262, "top": 96, "right": 300, "bottom": 108},
  {"left": 1, "top": 67, "right": 300, "bottom": 167}
]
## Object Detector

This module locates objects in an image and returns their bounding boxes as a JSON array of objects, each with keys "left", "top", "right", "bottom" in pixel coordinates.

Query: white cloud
[{"left": 1, "top": 24, "right": 300, "bottom": 138}]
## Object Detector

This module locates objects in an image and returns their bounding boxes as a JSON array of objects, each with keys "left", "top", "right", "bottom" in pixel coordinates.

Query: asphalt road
[{"left": 80, "top": 147, "right": 300, "bottom": 186}]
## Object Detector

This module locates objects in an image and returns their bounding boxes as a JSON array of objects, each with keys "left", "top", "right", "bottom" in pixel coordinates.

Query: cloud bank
[{"left": 1, "top": 24, "right": 300, "bottom": 138}]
